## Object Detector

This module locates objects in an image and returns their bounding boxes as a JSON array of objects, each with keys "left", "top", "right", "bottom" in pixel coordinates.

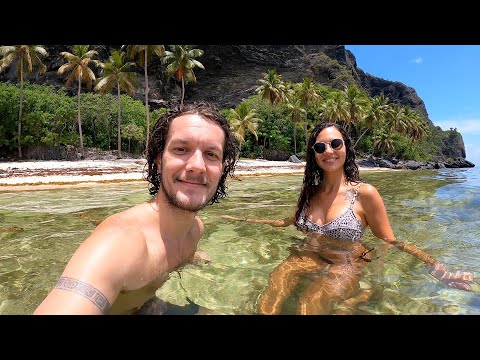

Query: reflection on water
[{"left": 1, "top": 168, "right": 479, "bottom": 314}]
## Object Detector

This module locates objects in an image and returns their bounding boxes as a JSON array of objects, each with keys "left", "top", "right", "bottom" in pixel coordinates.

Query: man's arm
[{"left": 34, "top": 218, "right": 145, "bottom": 314}]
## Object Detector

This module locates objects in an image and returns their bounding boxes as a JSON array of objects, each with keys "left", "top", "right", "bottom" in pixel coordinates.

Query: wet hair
[
  {"left": 146, "top": 102, "right": 238, "bottom": 204},
  {"left": 294, "top": 122, "right": 361, "bottom": 229}
]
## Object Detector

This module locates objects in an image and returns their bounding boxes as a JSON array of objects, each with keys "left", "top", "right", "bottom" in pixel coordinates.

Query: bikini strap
[{"left": 349, "top": 182, "right": 363, "bottom": 205}]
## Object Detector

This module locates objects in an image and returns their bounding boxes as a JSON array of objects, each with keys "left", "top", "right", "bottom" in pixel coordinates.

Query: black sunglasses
[{"left": 312, "top": 138, "right": 344, "bottom": 154}]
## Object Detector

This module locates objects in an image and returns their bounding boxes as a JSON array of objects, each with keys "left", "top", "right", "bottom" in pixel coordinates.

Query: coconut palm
[
  {"left": 255, "top": 69, "right": 287, "bottom": 106},
  {"left": 342, "top": 84, "right": 369, "bottom": 136},
  {"left": 162, "top": 45, "right": 204, "bottom": 107},
  {"left": 58, "top": 45, "right": 102, "bottom": 158},
  {"left": 0, "top": 45, "right": 48, "bottom": 158},
  {"left": 320, "top": 91, "right": 349, "bottom": 124},
  {"left": 402, "top": 107, "right": 428, "bottom": 142},
  {"left": 286, "top": 96, "right": 306, "bottom": 155},
  {"left": 227, "top": 102, "right": 262, "bottom": 154},
  {"left": 122, "top": 45, "right": 165, "bottom": 150},
  {"left": 297, "top": 77, "right": 319, "bottom": 147},
  {"left": 95, "top": 50, "right": 139, "bottom": 158},
  {"left": 354, "top": 93, "right": 391, "bottom": 148}
]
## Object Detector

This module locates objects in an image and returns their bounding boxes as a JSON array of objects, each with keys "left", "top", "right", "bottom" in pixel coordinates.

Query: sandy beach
[{"left": 0, "top": 158, "right": 388, "bottom": 191}]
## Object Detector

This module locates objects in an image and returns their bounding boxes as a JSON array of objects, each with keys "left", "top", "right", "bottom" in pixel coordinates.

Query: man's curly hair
[{"left": 146, "top": 102, "right": 239, "bottom": 205}]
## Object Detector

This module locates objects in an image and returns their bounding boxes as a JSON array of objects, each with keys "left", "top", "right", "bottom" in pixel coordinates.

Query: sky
[{"left": 345, "top": 45, "right": 480, "bottom": 166}]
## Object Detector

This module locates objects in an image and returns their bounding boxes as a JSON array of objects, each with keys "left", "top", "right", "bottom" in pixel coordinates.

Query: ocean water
[{"left": 0, "top": 167, "right": 479, "bottom": 315}]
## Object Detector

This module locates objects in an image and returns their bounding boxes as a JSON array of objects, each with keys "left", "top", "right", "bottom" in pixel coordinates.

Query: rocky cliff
[{"left": 0, "top": 44, "right": 468, "bottom": 161}]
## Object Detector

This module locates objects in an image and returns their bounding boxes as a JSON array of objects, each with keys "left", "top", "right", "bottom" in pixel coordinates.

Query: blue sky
[{"left": 345, "top": 45, "right": 480, "bottom": 166}]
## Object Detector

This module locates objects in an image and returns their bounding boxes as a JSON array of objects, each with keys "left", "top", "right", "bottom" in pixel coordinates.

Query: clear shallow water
[{"left": 1, "top": 168, "right": 479, "bottom": 315}]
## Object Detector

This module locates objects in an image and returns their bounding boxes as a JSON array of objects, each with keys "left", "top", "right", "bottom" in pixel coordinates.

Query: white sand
[{"left": 0, "top": 158, "right": 388, "bottom": 190}]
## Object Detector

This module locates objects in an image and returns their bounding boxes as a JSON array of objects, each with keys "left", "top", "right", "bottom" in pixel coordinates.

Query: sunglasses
[{"left": 312, "top": 138, "right": 344, "bottom": 154}]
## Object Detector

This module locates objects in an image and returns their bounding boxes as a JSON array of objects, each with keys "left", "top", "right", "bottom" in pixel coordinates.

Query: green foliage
[
  {"left": 150, "top": 107, "right": 169, "bottom": 127},
  {"left": 0, "top": 54, "right": 461, "bottom": 162},
  {"left": 311, "top": 53, "right": 356, "bottom": 89},
  {"left": 121, "top": 123, "right": 144, "bottom": 153},
  {"left": 0, "top": 82, "right": 77, "bottom": 156},
  {"left": 0, "top": 81, "right": 161, "bottom": 157}
]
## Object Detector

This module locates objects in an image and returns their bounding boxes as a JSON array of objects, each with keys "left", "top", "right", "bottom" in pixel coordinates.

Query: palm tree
[
  {"left": 95, "top": 50, "right": 139, "bottom": 158},
  {"left": 286, "top": 96, "right": 306, "bottom": 155},
  {"left": 227, "top": 102, "right": 262, "bottom": 154},
  {"left": 297, "top": 77, "right": 319, "bottom": 148},
  {"left": 255, "top": 69, "right": 287, "bottom": 106},
  {"left": 355, "top": 93, "right": 391, "bottom": 148},
  {"left": 342, "top": 84, "right": 369, "bottom": 136},
  {"left": 122, "top": 45, "right": 165, "bottom": 150},
  {"left": 0, "top": 45, "right": 48, "bottom": 158},
  {"left": 162, "top": 45, "right": 204, "bottom": 107},
  {"left": 58, "top": 45, "right": 102, "bottom": 158},
  {"left": 320, "top": 91, "right": 348, "bottom": 124}
]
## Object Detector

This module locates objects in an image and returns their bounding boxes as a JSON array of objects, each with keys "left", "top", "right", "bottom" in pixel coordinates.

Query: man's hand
[{"left": 428, "top": 263, "right": 475, "bottom": 291}]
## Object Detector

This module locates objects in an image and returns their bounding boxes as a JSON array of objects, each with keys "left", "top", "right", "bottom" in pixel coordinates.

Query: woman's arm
[
  {"left": 361, "top": 183, "right": 474, "bottom": 291},
  {"left": 222, "top": 214, "right": 295, "bottom": 228}
]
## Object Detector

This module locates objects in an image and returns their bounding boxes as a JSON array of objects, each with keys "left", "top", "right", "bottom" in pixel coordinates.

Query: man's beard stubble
[{"left": 160, "top": 174, "right": 216, "bottom": 213}]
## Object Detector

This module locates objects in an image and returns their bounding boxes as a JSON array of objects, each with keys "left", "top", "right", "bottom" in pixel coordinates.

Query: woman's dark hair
[
  {"left": 146, "top": 102, "right": 238, "bottom": 204},
  {"left": 294, "top": 122, "right": 361, "bottom": 229}
]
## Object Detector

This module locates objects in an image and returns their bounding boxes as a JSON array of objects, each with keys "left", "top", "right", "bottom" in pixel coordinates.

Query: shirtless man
[{"left": 34, "top": 102, "right": 238, "bottom": 315}]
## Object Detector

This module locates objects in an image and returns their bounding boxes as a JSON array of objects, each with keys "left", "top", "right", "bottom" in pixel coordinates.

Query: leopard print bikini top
[{"left": 296, "top": 183, "right": 365, "bottom": 242}]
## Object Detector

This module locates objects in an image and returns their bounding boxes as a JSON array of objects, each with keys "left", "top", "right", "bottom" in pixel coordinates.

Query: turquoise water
[{"left": 1, "top": 167, "right": 479, "bottom": 314}]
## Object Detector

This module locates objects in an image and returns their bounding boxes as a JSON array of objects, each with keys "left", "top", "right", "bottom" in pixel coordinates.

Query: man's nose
[{"left": 186, "top": 150, "right": 206, "bottom": 173}]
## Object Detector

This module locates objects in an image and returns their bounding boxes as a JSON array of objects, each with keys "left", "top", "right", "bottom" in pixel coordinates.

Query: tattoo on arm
[{"left": 55, "top": 277, "right": 111, "bottom": 314}]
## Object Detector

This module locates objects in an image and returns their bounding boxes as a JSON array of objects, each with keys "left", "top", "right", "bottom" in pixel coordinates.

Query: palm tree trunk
[
  {"left": 117, "top": 84, "right": 122, "bottom": 158},
  {"left": 305, "top": 122, "right": 308, "bottom": 151},
  {"left": 181, "top": 77, "right": 185, "bottom": 107},
  {"left": 353, "top": 128, "right": 370, "bottom": 149},
  {"left": 293, "top": 127, "right": 297, "bottom": 155},
  {"left": 18, "top": 61, "right": 24, "bottom": 158},
  {"left": 77, "top": 77, "right": 84, "bottom": 159},
  {"left": 144, "top": 50, "right": 150, "bottom": 152}
]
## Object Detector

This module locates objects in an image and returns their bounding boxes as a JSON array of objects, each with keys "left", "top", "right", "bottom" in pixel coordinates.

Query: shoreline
[{"left": 0, "top": 158, "right": 391, "bottom": 191}]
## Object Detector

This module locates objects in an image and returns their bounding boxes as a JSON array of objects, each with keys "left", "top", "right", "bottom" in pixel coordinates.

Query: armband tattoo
[{"left": 55, "top": 277, "right": 111, "bottom": 314}]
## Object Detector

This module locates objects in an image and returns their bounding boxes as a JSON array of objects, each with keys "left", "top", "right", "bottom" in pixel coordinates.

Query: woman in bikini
[{"left": 223, "top": 122, "right": 474, "bottom": 314}]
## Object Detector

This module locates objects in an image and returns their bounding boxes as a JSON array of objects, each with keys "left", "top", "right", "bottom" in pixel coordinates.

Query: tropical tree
[
  {"left": 342, "top": 84, "right": 369, "bottom": 136},
  {"left": 0, "top": 45, "right": 48, "bottom": 157},
  {"left": 95, "top": 50, "right": 139, "bottom": 158},
  {"left": 355, "top": 93, "right": 391, "bottom": 148},
  {"left": 297, "top": 77, "right": 319, "bottom": 147},
  {"left": 58, "top": 45, "right": 102, "bottom": 158},
  {"left": 255, "top": 69, "right": 287, "bottom": 106},
  {"left": 320, "top": 91, "right": 348, "bottom": 124},
  {"left": 162, "top": 45, "right": 204, "bottom": 107},
  {"left": 285, "top": 96, "right": 306, "bottom": 155},
  {"left": 121, "top": 123, "right": 144, "bottom": 153},
  {"left": 122, "top": 45, "right": 165, "bottom": 150},
  {"left": 227, "top": 102, "right": 262, "bottom": 154}
]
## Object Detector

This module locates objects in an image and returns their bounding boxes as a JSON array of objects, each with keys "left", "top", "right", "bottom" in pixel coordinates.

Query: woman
[{"left": 223, "top": 122, "right": 474, "bottom": 314}]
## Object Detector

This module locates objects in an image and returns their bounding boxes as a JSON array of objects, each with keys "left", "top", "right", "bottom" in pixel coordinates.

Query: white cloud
[
  {"left": 435, "top": 119, "right": 480, "bottom": 135},
  {"left": 410, "top": 57, "right": 423, "bottom": 64}
]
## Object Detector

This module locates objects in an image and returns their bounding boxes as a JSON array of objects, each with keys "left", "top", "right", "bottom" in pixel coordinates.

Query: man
[{"left": 34, "top": 102, "right": 238, "bottom": 315}]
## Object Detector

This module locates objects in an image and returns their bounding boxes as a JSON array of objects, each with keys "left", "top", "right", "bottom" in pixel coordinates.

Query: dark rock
[{"left": 288, "top": 155, "right": 302, "bottom": 163}]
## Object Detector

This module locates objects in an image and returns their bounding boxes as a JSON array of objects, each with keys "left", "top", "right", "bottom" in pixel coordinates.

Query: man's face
[{"left": 157, "top": 114, "right": 225, "bottom": 212}]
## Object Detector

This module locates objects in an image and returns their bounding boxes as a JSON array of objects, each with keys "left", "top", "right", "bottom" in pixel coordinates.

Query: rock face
[{"left": 0, "top": 45, "right": 466, "bottom": 161}]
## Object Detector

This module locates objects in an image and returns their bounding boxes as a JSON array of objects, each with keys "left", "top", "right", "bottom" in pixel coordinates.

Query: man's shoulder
[{"left": 89, "top": 206, "right": 150, "bottom": 250}]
